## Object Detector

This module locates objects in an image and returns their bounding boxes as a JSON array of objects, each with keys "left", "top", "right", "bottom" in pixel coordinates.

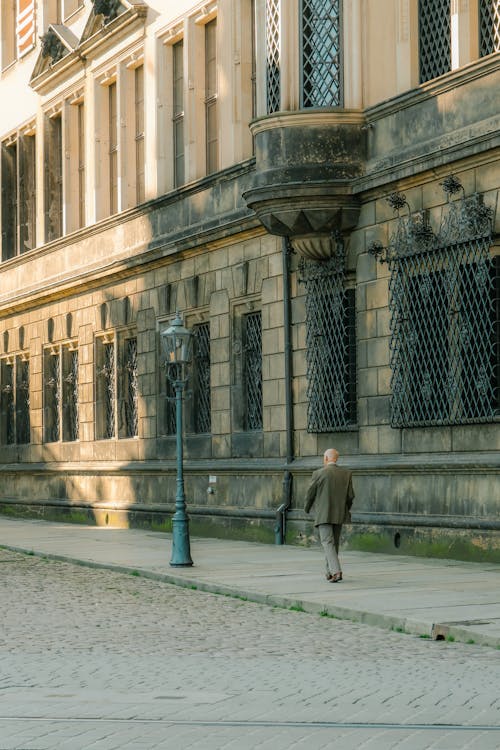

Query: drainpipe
[{"left": 275, "top": 237, "right": 294, "bottom": 544}]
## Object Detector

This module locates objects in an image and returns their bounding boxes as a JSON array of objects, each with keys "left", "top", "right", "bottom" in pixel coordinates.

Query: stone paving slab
[{"left": 0, "top": 516, "right": 499, "bottom": 647}]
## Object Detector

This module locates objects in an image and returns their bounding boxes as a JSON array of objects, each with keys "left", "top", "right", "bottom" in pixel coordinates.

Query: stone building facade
[{"left": 0, "top": 0, "right": 499, "bottom": 560}]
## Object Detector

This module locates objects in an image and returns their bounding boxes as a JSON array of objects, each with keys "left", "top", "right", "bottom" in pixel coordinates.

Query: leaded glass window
[
  {"left": 266, "top": 0, "right": 281, "bottom": 113},
  {"left": 418, "top": 0, "right": 451, "bottom": 83},
  {"left": 243, "top": 311, "right": 263, "bottom": 431},
  {"left": 193, "top": 322, "right": 211, "bottom": 434},
  {"left": 480, "top": 0, "right": 500, "bottom": 57},
  {"left": 301, "top": 257, "right": 357, "bottom": 432},
  {"left": 301, "top": 0, "right": 342, "bottom": 107}
]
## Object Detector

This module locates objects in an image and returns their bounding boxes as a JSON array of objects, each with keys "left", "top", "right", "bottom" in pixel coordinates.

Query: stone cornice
[
  {"left": 250, "top": 108, "right": 366, "bottom": 135},
  {"left": 365, "top": 53, "right": 500, "bottom": 123}
]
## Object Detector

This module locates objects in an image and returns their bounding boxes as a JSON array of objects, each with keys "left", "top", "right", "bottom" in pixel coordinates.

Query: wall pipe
[{"left": 275, "top": 237, "right": 295, "bottom": 544}]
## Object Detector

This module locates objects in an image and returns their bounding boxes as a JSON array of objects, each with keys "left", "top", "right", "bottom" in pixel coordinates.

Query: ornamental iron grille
[
  {"left": 62, "top": 348, "right": 79, "bottom": 442},
  {"left": 300, "top": 241, "right": 357, "bottom": 432},
  {"left": 243, "top": 311, "right": 263, "bottom": 431},
  {"left": 123, "top": 337, "right": 138, "bottom": 438},
  {"left": 16, "top": 357, "right": 30, "bottom": 444},
  {"left": 44, "top": 351, "right": 61, "bottom": 443},
  {"left": 193, "top": 323, "right": 211, "bottom": 434},
  {"left": 99, "top": 341, "right": 116, "bottom": 439},
  {"left": 301, "top": 0, "right": 342, "bottom": 107},
  {"left": 480, "top": 0, "right": 500, "bottom": 56},
  {"left": 0, "top": 360, "right": 15, "bottom": 444},
  {"left": 368, "top": 181, "right": 498, "bottom": 427},
  {"left": 266, "top": 0, "right": 281, "bottom": 113},
  {"left": 418, "top": 0, "right": 451, "bottom": 83}
]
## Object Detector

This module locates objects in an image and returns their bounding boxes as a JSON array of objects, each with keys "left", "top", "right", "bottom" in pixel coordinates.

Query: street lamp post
[{"left": 161, "top": 311, "right": 194, "bottom": 567}]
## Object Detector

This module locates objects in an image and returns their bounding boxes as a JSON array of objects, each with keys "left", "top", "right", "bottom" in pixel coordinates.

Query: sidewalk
[{"left": 1, "top": 515, "right": 499, "bottom": 648}]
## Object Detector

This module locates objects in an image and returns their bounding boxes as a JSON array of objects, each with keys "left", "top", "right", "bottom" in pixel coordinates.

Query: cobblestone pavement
[{"left": 1, "top": 549, "right": 499, "bottom": 750}]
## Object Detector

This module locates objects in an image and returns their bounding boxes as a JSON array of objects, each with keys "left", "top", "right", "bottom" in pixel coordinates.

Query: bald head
[{"left": 324, "top": 448, "right": 339, "bottom": 465}]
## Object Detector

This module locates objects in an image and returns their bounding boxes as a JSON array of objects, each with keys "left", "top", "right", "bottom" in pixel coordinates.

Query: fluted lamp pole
[{"left": 161, "top": 311, "right": 194, "bottom": 567}]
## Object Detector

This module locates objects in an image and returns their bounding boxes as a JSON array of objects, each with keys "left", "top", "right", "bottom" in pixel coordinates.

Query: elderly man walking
[{"left": 304, "top": 448, "right": 354, "bottom": 583}]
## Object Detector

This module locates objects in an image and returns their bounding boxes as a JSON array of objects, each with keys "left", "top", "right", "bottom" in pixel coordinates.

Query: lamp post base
[{"left": 170, "top": 516, "right": 193, "bottom": 567}]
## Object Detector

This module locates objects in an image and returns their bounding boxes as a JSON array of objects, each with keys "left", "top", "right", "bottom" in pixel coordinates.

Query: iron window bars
[
  {"left": 243, "top": 311, "right": 263, "bottom": 431},
  {"left": 300, "top": 236, "right": 357, "bottom": 432},
  {"left": 369, "top": 178, "right": 498, "bottom": 428},
  {"left": 1, "top": 356, "right": 30, "bottom": 445},
  {"left": 43, "top": 344, "right": 79, "bottom": 443},
  {"left": 192, "top": 322, "right": 211, "bottom": 434}
]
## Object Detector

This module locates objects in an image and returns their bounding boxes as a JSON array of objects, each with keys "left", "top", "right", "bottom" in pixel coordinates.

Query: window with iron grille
[
  {"left": 0, "top": 354, "right": 31, "bottom": 445},
  {"left": 96, "top": 332, "right": 139, "bottom": 440},
  {"left": 301, "top": 258, "right": 357, "bottom": 432},
  {"left": 243, "top": 311, "right": 263, "bottom": 431},
  {"left": 301, "top": 0, "right": 343, "bottom": 107},
  {"left": 390, "top": 244, "right": 499, "bottom": 426},
  {"left": 192, "top": 322, "right": 211, "bottom": 434},
  {"left": 480, "top": 0, "right": 500, "bottom": 57},
  {"left": 96, "top": 337, "right": 116, "bottom": 439},
  {"left": 418, "top": 0, "right": 451, "bottom": 83},
  {"left": 43, "top": 344, "right": 79, "bottom": 443},
  {"left": 265, "top": 0, "right": 281, "bottom": 113},
  {"left": 120, "top": 336, "right": 138, "bottom": 438},
  {"left": 62, "top": 346, "right": 79, "bottom": 441},
  {"left": 44, "top": 349, "right": 61, "bottom": 442},
  {"left": 0, "top": 358, "right": 15, "bottom": 444},
  {"left": 378, "top": 190, "right": 499, "bottom": 427}
]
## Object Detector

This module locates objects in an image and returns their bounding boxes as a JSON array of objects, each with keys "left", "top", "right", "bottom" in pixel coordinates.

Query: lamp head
[{"left": 161, "top": 311, "right": 193, "bottom": 366}]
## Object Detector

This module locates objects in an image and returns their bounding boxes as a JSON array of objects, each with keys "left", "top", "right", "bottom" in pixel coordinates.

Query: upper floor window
[
  {"left": 419, "top": 0, "right": 451, "bottom": 83},
  {"left": 265, "top": 0, "right": 281, "bottom": 113},
  {"left": 44, "top": 111, "right": 63, "bottom": 242},
  {"left": 172, "top": 39, "right": 185, "bottom": 188},
  {"left": 205, "top": 18, "right": 218, "bottom": 175},
  {"left": 135, "top": 65, "right": 145, "bottom": 204},
  {"left": 480, "top": 0, "right": 500, "bottom": 57},
  {"left": 77, "top": 101, "right": 86, "bottom": 229},
  {"left": 108, "top": 82, "right": 118, "bottom": 215},
  {"left": 301, "top": 0, "right": 343, "bottom": 107},
  {"left": 1, "top": 130, "right": 36, "bottom": 260}
]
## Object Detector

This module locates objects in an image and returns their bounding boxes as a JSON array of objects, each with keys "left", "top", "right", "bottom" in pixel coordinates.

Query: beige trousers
[{"left": 318, "top": 523, "right": 342, "bottom": 575}]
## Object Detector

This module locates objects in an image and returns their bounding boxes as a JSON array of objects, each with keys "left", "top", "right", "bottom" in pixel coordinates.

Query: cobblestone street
[{"left": 0, "top": 549, "right": 499, "bottom": 749}]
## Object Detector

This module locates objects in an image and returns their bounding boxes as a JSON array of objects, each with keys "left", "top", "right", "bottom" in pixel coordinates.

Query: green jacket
[{"left": 304, "top": 463, "right": 354, "bottom": 526}]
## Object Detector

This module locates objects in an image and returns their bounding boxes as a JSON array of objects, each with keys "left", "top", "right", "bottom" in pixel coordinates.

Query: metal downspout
[{"left": 275, "top": 237, "right": 294, "bottom": 544}]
